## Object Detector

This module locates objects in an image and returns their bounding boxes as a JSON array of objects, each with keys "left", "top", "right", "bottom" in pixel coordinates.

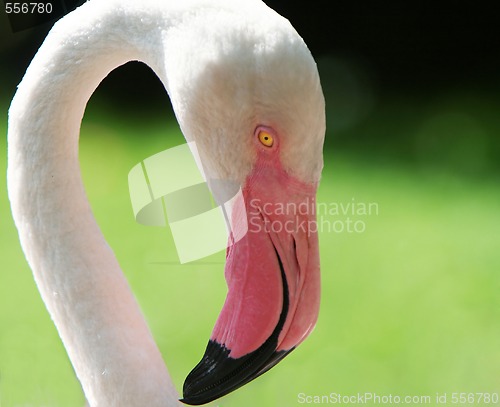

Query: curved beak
[{"left": 182, "top": 161, "right": 320, "bottom": 405}]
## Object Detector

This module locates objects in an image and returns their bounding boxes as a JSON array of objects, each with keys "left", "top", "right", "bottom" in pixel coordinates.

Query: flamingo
[{"left": 7, "top": 0, "right": 325, "bottom": 405}]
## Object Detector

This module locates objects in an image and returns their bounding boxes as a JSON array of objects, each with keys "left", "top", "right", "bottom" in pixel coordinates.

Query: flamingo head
[{"left": 167, "top": 3, "right": 325, "bottom": 404}]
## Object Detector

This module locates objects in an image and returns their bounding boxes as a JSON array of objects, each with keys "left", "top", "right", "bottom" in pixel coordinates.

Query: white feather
[{"left": 7, "top": 0, "right": 325, "bottom": 405}]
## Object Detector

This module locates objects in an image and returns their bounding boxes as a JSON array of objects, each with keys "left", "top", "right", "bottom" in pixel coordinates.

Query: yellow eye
[{"left": 258, "top": 131, "right": 274, "bottom": 147}]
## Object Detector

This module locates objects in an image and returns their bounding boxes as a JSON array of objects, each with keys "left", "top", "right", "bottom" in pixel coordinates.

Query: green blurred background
[{"left": 1, "top": 2, "right": 499, "bottom": 406}]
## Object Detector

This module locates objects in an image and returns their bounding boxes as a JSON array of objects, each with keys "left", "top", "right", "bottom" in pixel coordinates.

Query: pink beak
[{"left": 182, "top": 154, "right": 321, "bottom": 405}]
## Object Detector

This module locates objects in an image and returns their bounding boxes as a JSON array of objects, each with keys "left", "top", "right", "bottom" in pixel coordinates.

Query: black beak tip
[
  {"left": 180, "top": 340, "right": 295, "bottom": 405},
  {"left": 181, "top": 340, "right": 232, "bottom": 405},
  {"left": 181, "top": 245, "right": 293, "bottom": 406}
]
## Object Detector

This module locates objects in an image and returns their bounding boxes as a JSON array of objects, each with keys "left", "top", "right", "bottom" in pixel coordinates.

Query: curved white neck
[
  {"left": 7, "top": 2, "right": 189, "bottom": 406},
  {"left": 7, "top": 0, "right": 326, "bottom": 404}
]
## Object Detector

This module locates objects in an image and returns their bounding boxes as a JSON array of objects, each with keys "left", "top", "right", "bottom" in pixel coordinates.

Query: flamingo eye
[{"left": 258, "top": 131, "right": 274, "bottom": 147}]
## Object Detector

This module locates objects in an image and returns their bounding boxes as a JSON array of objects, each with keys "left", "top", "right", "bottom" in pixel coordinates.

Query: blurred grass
[{"left": 1, "top": 97, "right": 499, "bottom": 407}]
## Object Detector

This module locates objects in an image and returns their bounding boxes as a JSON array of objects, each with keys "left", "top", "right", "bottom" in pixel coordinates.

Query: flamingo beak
[{"left": 182, "top": 160, "right": 321, "bottom": 405}]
